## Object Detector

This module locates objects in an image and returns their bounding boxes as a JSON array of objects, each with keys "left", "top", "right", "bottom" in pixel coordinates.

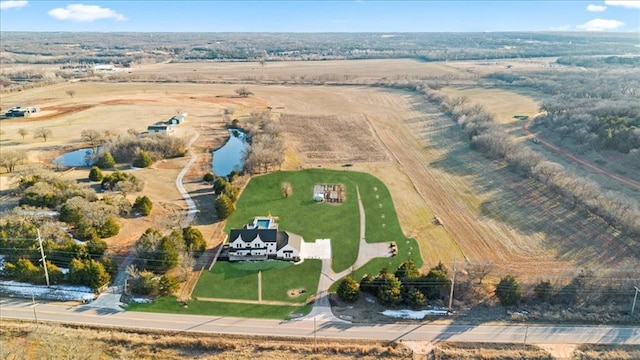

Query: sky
[{"left": 1, "top": 0, "right": 639, "bottom": 32}]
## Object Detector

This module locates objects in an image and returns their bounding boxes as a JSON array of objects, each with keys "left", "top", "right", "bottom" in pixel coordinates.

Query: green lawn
[
  {"left": 225, "top": 169, "right": 361, "bottom": 273},
  {"left": 193, "top": 259, "right": 321, "bottom": 303},
  {"left": 191, "top": 168, "right": 423, "bottom": 306},
  {"left": 127, "top": 296, "right": 311, "bottom": 320}
]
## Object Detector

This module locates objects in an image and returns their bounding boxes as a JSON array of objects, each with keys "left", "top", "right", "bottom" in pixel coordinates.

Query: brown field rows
[{"left": 1, "top": 60, "right": 638, "bottom": 280}]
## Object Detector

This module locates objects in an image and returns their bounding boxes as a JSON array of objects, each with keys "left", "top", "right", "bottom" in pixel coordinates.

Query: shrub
[
  {"left": 87, "top": 238, "right": 108, "bottom": 258},
  {"left": 202, "top": 172, "right": 214, "bottom": 183},
  {"left": 495, "top": 275, "right": 521, "bottom": 307},
  {"left": 132, "top": 150, "right": 153, "bottom": 168},
  {"left": 534, "top": 280, "right": 554, "bottom": 302},
  {"left": 96, "top": 217, "right": 120, "bottom": 238},
  {"left": 132, "top": 196, "right": 153, "bottom": 216},
  {"left": 88, "top": 166, "right": 104, "bottom": 182},
  {"left": 337, "top": 276, "right": 360, "bottom": 302},
  {"left": 95, "top": 151, "right": 115, "bottom": 169},
  {"left": 159, "top": 275, "right": 180, "bottom": 295},
  {"left": 405, "top": 286, "right": 426, "bottom": 307}
]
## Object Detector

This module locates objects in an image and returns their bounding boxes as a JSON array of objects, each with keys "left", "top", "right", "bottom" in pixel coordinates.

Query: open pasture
[{"left": 1, "top": 60, "right": 638, "bottom": 280}]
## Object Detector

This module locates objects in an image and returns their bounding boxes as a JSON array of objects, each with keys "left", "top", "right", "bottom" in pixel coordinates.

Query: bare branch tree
[{"left": 33, "top": 128, "right": 52, "bottom": 142}]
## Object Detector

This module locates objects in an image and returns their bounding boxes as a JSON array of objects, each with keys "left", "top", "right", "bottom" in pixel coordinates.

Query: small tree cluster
[
  {"left": 60, "top": 197, "right": 120, "bottom": 240},
  {"left": 101, "top": 170, "right": 145, "bottom": 194},
  {"left": 128, "top": 268, "right": 179, "bottom": 296},
  {"left": 134, "top": 228, "right": 182, "bottom": 273},
  {"left": 358, "top": 261, "right": 450, "bottom": 307}
]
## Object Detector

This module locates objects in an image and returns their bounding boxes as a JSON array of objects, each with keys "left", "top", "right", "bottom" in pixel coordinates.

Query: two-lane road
[{"left": 1, "top": 298, "right": 639, "bottom": 345}]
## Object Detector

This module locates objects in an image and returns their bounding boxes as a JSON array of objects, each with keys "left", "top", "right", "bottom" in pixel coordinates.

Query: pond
[
  {"left": 53, "top": 147, "right": 101, "bottom": 167},
  {"left": 212, "top": 129, "right": 248, "bottom": 177}
]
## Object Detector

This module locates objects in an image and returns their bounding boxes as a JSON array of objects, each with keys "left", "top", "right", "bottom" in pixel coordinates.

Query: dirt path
[{"left": 523, "top": 118, "right": 640, "bottom": 191}]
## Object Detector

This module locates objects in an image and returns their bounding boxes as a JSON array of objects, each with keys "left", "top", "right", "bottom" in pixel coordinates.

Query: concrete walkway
[{"left": 303, "top": 186, "right": 393, "bottom": 322}]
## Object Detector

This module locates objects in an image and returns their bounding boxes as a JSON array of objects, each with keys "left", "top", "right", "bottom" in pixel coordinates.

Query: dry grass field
[
  {"left": 2, "top": 60, "right": 638, "bottom": 278},
  {"left": 1, "top": 58, "right": 639, "bottom": 358}
]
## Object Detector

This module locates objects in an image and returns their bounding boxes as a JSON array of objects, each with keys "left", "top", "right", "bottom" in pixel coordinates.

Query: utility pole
[
  {"left": 632, "top": 286, "right": 640, "bottom": 315},
  {"left": 32, "top": 294, "right": 38, "bottom": 328},
  {"left": 37, "top": 229, "right": 50, "bottom": 287},
  {"left": 448, "top": 256, "right": 457, "bottom": 310},
  {"left": 313, "top": 317, "right": 317, "bottom": 353}
]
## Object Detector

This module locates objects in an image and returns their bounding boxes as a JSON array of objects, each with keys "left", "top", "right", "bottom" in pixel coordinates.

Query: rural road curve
[{"left": 1, "top": 298, "right": 639, "bottom": 345}]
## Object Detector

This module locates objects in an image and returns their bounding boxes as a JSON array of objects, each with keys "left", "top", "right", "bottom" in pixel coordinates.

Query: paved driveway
[{"left": 299, "top": 238, "right": 332, "bottom": 259}]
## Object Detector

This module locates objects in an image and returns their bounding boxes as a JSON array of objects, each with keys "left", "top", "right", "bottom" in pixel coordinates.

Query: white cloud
[
  {"left": 586, "top": 4, "right": 607, "bottom": 12},
  {"left": 577, "top": 18, "right": 625, "bottom": 31},
  {"left": 0, "top": 1, "right": 28, "bottom": 10},
  {"left": 48, "top": 4, "right": 126, "bottom": 22},
  {"left": 605, "top": 0, "right": 640, "bottom": 9}
]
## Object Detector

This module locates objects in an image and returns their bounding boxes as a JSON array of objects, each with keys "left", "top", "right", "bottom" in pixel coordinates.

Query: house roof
[
  {"left": 283, "top": 231, "right": 303, "bottom": 252},
  {"left": 230, "top": 228, "right": 278, "bottom": 244}
]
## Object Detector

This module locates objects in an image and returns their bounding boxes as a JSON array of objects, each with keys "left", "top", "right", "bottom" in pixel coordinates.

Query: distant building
[
  {"left": 167, "top": 113, "right": 187, "bottom": 125},
  {"left": 5, "top": 106, "right": 39, "bottom": 117},
  {"left": 147, "top": 122, "right": 175, "bottom": 134},
  {"left": 93, "top": 64, "right": 117, "bottom": 72}
]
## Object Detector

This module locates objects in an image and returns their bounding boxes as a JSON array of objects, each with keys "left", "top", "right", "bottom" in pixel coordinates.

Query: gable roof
[{"left": 230, "top": 228, "right": 278, "bottom": 244}]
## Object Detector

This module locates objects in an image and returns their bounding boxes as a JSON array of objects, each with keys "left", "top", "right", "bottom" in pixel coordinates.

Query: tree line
[{"left": 413, "top": 83, "right": 640, "bottom": 238}]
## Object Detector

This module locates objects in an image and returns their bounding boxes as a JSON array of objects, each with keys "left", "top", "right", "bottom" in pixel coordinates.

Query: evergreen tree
[
  {"left": 495, "top": 275, "right": 521, "bottom": 306},
  {"left": 534, "top": 279, "right": 554, "bottom": 302},
  {"left": 376, "top": 272, "right": 403, "bottom": 305},
  {"left": 85, "top": 259, "right": 111, "bottom": 291},
  {"left": 214, "top": 193, "right": 235, "bottom": 219},
  {"left": 202, "top": 172, "right": 214, "bottom": 183},
  {"left": 337, "top": 276, "right": 360, "bottom": 302},
  {"left": 183, "top": 226, "right": 206, "bottom": 254},
  {"left": 159, "top": 275, "right": 180, "bottom": 295},
  {"left": 87, "top": 238, "right": 108, "bottom": 258},
  {"left": 359, "top": 274, "right": 377, "bottom": 294},
  {"left": 88, "top": 166, "right": 104, "bottom": 181},
  {"left": 133, "top": 196, "right": 153, "bottom": 216},
  {"left": 96, "top": 217, "right": 120, "bottom": 238},
  {"left": 395, "top": 260, "right": 420, "bottom": 280},
  {"left": 133, "top": 150, "right": 153, "bottom": 168},
  {"left": 418, "top": 262, "right": 451, "bottom": 300},
  {"left": 153, "top": 236, "right": 179, "bottom": 273},
  {"left": 404, "top": 286, "right": 426, "bottom": 307},
  {"left": 95, "top": 151, "right": 115, "bottom": 169}
]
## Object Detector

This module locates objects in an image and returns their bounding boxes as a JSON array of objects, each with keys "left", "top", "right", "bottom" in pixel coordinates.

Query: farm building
[
  {"left": 5, "top": 106, "right": 39, "bottom": 117},
  {"left": 226, "top": 217, "right": 302, "bottom": 261},
  {"left": 147, "top": 123, "right": 175, "bottom": 134},
  {"left": 167, "top": 113, "right": 187, "bottom": 125}
]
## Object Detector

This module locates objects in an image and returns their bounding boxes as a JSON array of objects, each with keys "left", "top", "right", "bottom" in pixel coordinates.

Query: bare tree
[
  {"left": 281, "top": 182, "right": 292, "bottom": 198},
  {"left": 81, "top": 129, "right": 104, "bottom": 146},
  {"left": 17, "top": 128, "right": 28, "bottom": 139},
  {"left": 66, "top": 89, "right": 76, "bottom": 98},
  {"left": 33, "top": 128, "right": 52, "bottom": 142},
  {"left": 1, "top": 150, "right": 26, "bottom": 173},
  {"left": 235, "top": 87, "right": 253, "bottom": 98}
]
